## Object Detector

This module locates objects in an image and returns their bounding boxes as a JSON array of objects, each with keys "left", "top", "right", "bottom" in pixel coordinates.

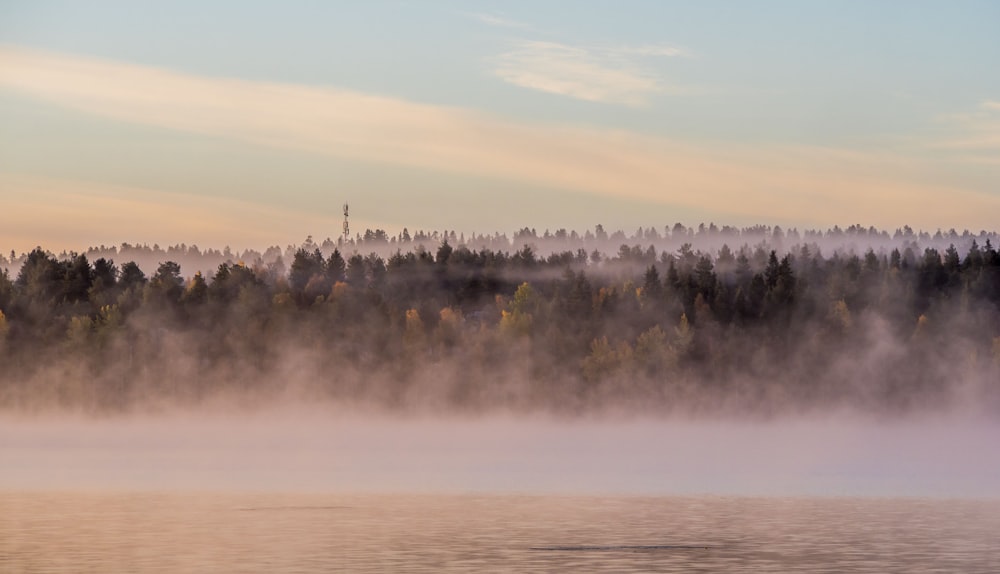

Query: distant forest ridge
[
  {"left": 1, "top": 221, "right": 998, "bottom": 415},
  {"left": 3, "top": 222, "right": 999, "bottom": 279}
]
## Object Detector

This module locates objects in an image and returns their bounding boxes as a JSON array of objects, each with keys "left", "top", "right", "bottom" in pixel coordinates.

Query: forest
[{"left": 1, "top": 223, "right": 998, "bottom": 416}]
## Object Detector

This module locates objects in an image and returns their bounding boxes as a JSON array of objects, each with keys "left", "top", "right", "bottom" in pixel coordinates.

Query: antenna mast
[{"left": 342, "top": 203, "right": 350, "bottom": 244}]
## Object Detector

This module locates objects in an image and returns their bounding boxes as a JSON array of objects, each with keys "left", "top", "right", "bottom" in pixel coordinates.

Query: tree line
[{"left": 1, "top": 235, "right": 998, "bottom": 414}]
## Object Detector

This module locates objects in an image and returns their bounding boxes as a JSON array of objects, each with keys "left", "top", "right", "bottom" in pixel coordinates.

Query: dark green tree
[
  {"left": 148, "top": 261, "right": 184, "bottom": 304},
  {"left": 0, "top": 268, "right": 13, "bottom": 312},
  {"left": 346, "top": 254, "right": 367, "bottom": 288},
  {"left": 63, "top": 253, "right": 94, "bottom": 304},
  {"left": 15, "top": 248, "right": 62, "bottom": 304},
  {"left": 289, "top": 248, "right": 325, "bottom": 295},
  {"left": 436, "top": 240, "right": 453, "bottom": 266},
  {"left": 642, "top": 265, "right": 663, "bottom": 301},
  {"left": 326, "top": 249, "right": 346, "bottom": 284},
  {"left": 182, "top": 272, "right": 208, "bottom": 306},
  {"left": 119, "top": 261, "right": 147, "bottom": 290}
]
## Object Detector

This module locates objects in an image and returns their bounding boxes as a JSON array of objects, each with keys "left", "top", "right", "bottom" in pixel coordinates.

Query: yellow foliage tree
[
  {"left": 98, "top": 304, "right": 122, "bottom": 328},
  {"left": 330, "top": 281, "right": 350, "bottom": 300},
  {"left": 830, "top": 299, "right": 852, "bottom": 332},
  {"left": 582, "top": 336, "right": 618, "bottom": 383},
  {"left": 92, "top": 305, "right": 122, "bottom": 348},
  {"left": 404, "top": 308, "right": 426, "bottom": 354},
  {"left": 511, "top": 282, "right": 536, "bottom": 314},
  {"left": 500, "top": 282, "right": 535, "bottom": 337},
  {"left": 635, "top": 325, "right": 676, "bottom": 375},
  {"left": 67, "top": 315, "right": 93, "bottom": 346},
  {"left": 674, "top": 313, "right": 693, "bottom": 355},
  {"left": 581, "top": 336, "right": 636, "bottom": 382}
]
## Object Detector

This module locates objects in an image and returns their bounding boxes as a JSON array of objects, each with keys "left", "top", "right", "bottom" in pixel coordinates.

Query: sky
[{"left": 1, "top": 1, "right": 998, "bottom": 253}]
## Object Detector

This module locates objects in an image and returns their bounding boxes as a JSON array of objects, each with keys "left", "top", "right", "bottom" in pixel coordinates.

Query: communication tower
[{"left": 342, "top": 203, "right": 350, "bottom": 244}]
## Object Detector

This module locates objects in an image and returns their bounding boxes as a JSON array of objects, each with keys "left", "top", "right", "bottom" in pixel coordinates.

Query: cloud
[
  {"left": 470, "top": 12, "right": 533, "bottom": 30},
  {"left": 610, "top": 44, "right": 689, "bottom": 58},
  {"left": 493, "top": 40, "right": 677, "bottom": 106},
  {"left": 929, "top": 100, "right": 1000, "bottom": 157},
  {"left": 0, "top": 45, "right": 998, "bottom": 233}
]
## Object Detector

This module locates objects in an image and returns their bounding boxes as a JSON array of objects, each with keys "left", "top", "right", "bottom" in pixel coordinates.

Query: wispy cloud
[
  {"left": 0, "top": 46, "right": 997, "bottom": 232},
  {"left": 931, "top": 100, "right": 1000, "bottom": 156},
  {"left": 470, "top": 12, "right": 533, "bottom": 31},
  {"left": 493, "top": 40, "right": 682, "bottom": 106},
  {"left": 610, "top": 44, "right": 689, "bottom": 58}
]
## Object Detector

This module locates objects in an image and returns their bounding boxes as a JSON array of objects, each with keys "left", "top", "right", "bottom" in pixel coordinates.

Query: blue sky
[{"left": 1, "top": 1, "right": 998, "bottom": 251}]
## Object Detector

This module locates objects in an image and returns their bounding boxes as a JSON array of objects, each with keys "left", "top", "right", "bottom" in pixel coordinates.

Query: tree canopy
[{"left": 0, "top": 231, "right": 998, "bottom": 415}]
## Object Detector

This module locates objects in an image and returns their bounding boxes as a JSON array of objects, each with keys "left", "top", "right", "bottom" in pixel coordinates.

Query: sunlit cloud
[
  {"left": 1, "top": 45, "right": 998, "bottom": 234},
  {"left": 493, "top": 40, "right": 676, "bottom": 106}
]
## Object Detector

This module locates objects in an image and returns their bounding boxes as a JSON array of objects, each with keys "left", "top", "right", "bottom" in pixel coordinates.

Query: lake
[
  {"left": 3, "top": 492, "right": 999, "bottom": 572},
  {"left": 3, "top": 411, "right": 999, "bottom": 571}
]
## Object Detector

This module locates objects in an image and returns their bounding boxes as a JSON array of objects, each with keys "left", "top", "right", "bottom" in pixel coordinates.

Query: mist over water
[
  {"left": 2, "top": 223, "right": 1000, "bottom": 501},
  {"left": 3, "top": 224, "right": 1000, "bottom": 571},
  {"left": 3, "top": 408, "right": 998, "bottom": 498}
]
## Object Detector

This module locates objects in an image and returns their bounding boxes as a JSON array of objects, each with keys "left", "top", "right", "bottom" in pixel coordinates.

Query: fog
[
  {"left": 1, "top": 221, "right": 999, "bottom": 419},
  {"left": 2, "top": 409, "right": 998, "bottom": 498},
  {"left": 1, "top": 222, "right": 999, "bottom": 498}
]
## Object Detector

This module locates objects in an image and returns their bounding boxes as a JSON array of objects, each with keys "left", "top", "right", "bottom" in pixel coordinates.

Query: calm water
[{"left": 2, "top": 492, "right": 998, "bottom": 572}]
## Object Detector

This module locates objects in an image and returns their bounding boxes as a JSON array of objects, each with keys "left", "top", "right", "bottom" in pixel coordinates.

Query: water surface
[
  {"left": 4, "top": 413, "right": 999, "bottom": 571},
  {"left": 3, "top": 492, "right": 998, "bottom": 572}
]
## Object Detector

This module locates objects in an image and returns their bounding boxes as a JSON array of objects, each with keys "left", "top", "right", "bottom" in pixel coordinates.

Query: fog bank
[{"left": 3, "top": 411, "right": 998, "bottom": 498}]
